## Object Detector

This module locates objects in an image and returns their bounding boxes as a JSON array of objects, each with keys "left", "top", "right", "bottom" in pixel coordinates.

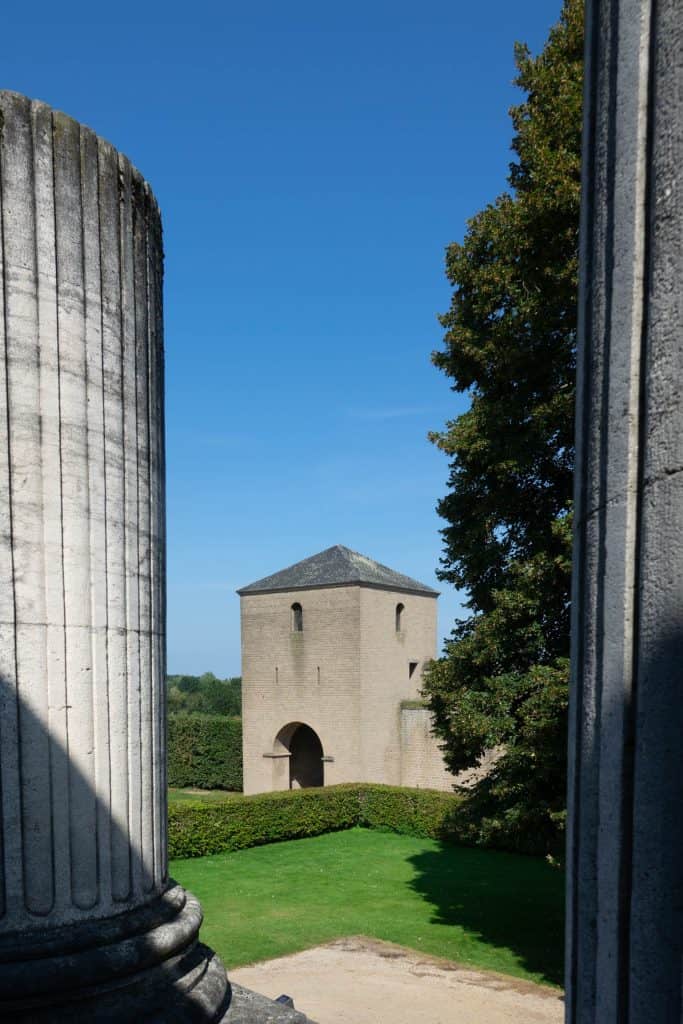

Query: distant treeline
[{"left": 167, "top": 673, "right": 242, "bottom": 717}]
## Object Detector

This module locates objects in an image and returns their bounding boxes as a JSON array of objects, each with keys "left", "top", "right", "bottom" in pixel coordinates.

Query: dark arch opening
[
  {"left": 395, "top": 602, "right": 404, "bottom": 632},
  {"left": 291, "top": 602, "right": 303, "bottom": 632},
  {"left": 288, "top": 724, "right": 323, "bottom": 789}
]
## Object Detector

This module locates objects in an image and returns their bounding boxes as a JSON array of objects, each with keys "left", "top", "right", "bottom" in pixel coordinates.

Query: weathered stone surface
[
  {"left": 224, "top": 985, "right": 315, "bottom": 1024},
  {"left": 0, "top": 90, "right": 227, "bottom": 1020},
  {"left": 567, "top": 1, "right": 683, "bottom": 1021}
]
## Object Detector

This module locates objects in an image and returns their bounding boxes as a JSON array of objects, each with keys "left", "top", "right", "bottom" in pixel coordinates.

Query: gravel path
[{"left": 230, "top": 936, "right": 564, "bottom": 1024}]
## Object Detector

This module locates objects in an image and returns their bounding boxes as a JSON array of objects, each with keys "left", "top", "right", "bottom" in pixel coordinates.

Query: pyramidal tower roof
[{"left": 236, "top": 545, "right": 439, "bottom": 597}]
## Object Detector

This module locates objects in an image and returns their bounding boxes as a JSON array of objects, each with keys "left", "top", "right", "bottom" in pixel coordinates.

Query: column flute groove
[
  {"left": 31, "top": 99, "right": 58, "bottom": 922},
  {"left": 95, "top": 135, "right": 114, "bottom": 910},
  {"left": 567, "top": 1, "right": 683, "bottom": 1020},
  {"left": 0, "top": 90, "right": 229, "bottom": 1020},
  {"left": 0, "top": 101, "right": 20, "bottom": 923}
]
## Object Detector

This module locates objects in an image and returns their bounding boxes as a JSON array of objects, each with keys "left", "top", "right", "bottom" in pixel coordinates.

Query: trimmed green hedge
[
  {"left": 167, "top": 714, "right": 242, "bottom": 791},
  {"left": 168, "top": 784, "right": 462, "bottom": 860},
  {"left": 168, "top": 785, "right": 361, "bottom": 858},
  {"left": 358, "top": 785, "right": 458, "bottom": 838}
]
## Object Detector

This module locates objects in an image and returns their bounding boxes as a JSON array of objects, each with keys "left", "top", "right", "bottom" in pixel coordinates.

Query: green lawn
[
  {"left": 168, "top": 787, "right": 241, "bottom": 804},
  {"left": 170, "top": 827, "right": 564, "bottom": 987}
]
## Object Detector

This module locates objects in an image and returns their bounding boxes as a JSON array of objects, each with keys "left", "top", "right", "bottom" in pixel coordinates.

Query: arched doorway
[
  {"left": 289, "top": 724, "right": 324, "bottom": 788},
  {"left": 273, "top": 722, "right": 324, "bottom": 789}
]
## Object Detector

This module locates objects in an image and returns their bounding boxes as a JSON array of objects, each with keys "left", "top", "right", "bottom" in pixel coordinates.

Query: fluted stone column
[
  {"left": 567, "top": 2, "right": 683, "bottom": 1021},
  {"left": 0, "top": 91, "right": 228, "bottom": 1021}
]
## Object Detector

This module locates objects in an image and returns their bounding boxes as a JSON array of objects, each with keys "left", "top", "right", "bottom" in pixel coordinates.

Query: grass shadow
[{"left": 406, "top": 840, "right": 565, "bottom": 986}]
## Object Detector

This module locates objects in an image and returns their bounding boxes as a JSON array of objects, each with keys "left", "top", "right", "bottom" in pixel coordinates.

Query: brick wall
[
  {"left": 358, "top": 588, "right": 437, "bottom": 784},
  {"left": 241, "top": 586, "right": 362, "bottom": 794},
  {"left": 240, "top": 583, "right": 459, "bottom": 794},
  {"left": 399, "top": 708, "right": 455, "bottom": 790}
]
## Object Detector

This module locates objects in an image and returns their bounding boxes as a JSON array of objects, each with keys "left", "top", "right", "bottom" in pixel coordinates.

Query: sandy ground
[{"left": 230, "top": 936, "right": 564, "bottom": 1024}]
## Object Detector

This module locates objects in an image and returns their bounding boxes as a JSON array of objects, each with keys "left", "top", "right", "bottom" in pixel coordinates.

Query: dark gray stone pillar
[
  {"left": 0, "top": 91, "right": 228, "bottom": 1021},
  {"left": 567, "top": 1, "right": 683, "bottom": 1021}
]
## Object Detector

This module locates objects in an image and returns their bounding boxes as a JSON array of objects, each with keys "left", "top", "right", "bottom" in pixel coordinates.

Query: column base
[
  {"left": 0, "top": 884, "right": 230, "bottom": 1022},
  {"left": 223, "top": 984, "right": 315, "bottom": 1023}
]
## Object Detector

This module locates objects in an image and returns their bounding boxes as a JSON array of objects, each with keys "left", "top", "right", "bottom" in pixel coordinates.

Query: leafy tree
[
  {"left": 167, "top": 674, "right": 242, "bottom": 717},
  {"left": 176, "top": 675, "right": 202, "bottom": 695},
  {"left": 199, "top": 676, "right": 242, "bottom": 717},
  {"left": 423, "top": 0, "right": 583, "bottom": 855}
]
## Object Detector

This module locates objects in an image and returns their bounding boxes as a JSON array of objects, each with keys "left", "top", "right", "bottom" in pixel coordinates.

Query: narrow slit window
[
  {"left": 409, "top": 661, "right": 418, "bottom": 679},
  {"left": 291, "top": 602, "right": 303, "bottom": 632},
  {"left": 275, "top": 666, "right": 279, "bottom": 685},
  {"left": 316, "top": 666, "right": 321, "bottom": 685},
  {"left": 395, "top": 603, "right": 404, "bottom": 632}
]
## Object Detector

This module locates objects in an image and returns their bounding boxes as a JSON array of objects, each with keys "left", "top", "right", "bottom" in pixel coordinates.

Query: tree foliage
[
  {"left": 167, "top": 672, "right": 242, "bottom": 717},
  {"left": 423, "top": 0, "right": 583, "bottom": 854}
]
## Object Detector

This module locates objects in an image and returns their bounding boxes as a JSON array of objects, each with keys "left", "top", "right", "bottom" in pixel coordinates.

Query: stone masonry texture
[
  {"left": 0, "top": 89, "right": 167, "bottom": 931},
  {"left": 399, "top": 709, "right": 457, "bottom": 790},
  {"left": 224, "top": 985, "right": 316, "bottom": 1024},
  {"left": 567, "top": 3, "right": 683, "bottom": 1021},
  {"left": 0, "top": 91, "right": 228, "bottom": 1021}
]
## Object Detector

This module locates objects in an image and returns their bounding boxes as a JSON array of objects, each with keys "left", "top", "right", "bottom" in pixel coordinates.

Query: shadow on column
[
  {"left": 566, "top": 623, "right": 683, "bottom": 1020},
  {"left": 0, "top": 675, "right": 231, "bottom": 1022}
]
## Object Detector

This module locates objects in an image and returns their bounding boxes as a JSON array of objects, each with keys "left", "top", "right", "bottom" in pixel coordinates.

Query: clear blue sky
[{"left": 4, "top": 1, "right": 561, "bottom": 676}]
